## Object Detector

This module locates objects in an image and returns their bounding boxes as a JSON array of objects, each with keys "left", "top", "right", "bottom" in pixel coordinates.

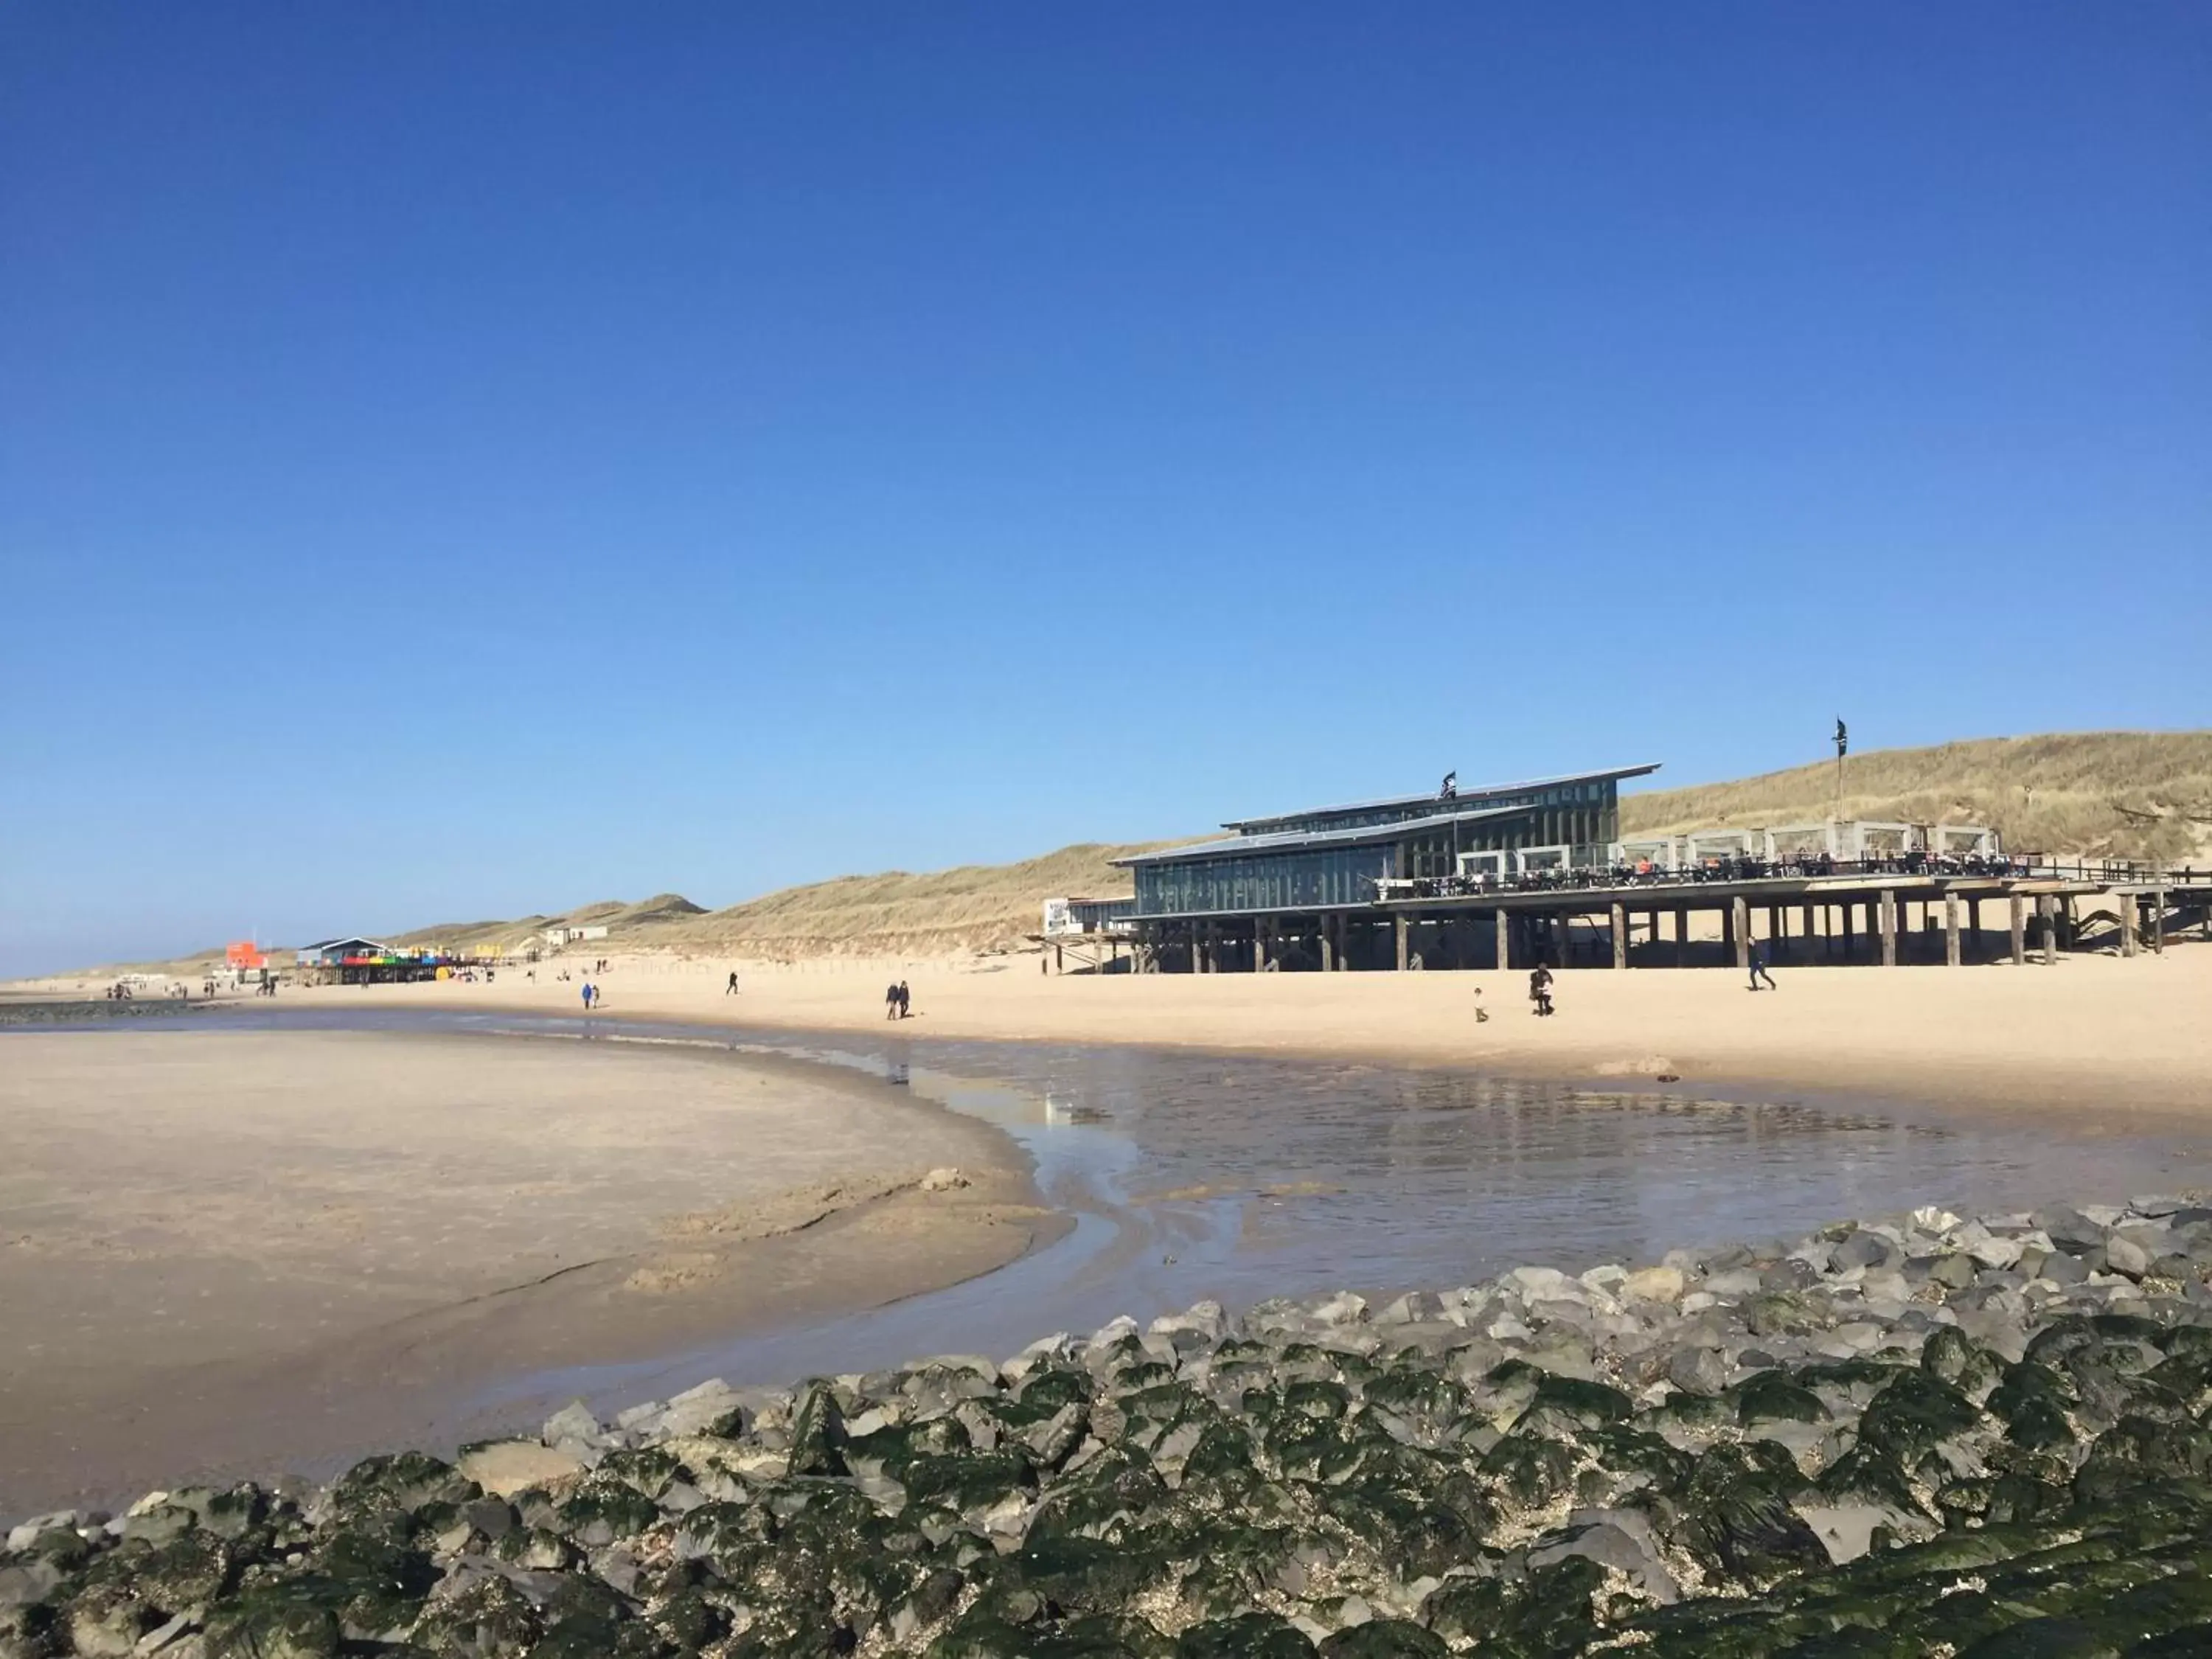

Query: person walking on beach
[
  {"left": 581, "top": 981, "right": 595, "bottom": 1013},
  {"left": 897, "top": 981, "right": 911, "bottom": 1019},
  {"left": 1474, "top": 987, "right": 1489, "bottom": 1024},
  {"left": 1529, "top": 964, "right": 1554, "bottom": 1017},
  {"left": 1748, "top": 938, "right": 1778, "bottom": 991},
  {"left": 885, "top": 981, "right": 900, "bottom": 1020},
  {"left": 726, "top": 970, "right": 740, "bottom": 995}
]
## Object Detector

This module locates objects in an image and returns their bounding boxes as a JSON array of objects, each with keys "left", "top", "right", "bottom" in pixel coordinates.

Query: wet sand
[
  {"left": 274, "top": 942, "right": 2212, "bottom": 1121},
  {"left": 0, "top": 1029, "right": 1056, "bottom": 1514},
  {"left": 6, "top": 945, "right": 2208, "bottom": 1514}
]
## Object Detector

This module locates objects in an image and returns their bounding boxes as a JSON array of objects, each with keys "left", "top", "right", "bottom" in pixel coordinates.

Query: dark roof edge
[
  {"left": 1112, "top": 802, "right": 1531, "bottom": 868},
  {"left": 1219, "top": 763, "right": 1662, "bottom": 832}
]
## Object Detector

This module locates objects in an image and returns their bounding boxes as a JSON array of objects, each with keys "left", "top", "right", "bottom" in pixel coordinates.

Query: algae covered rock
[{"left": 19, "top": 1194, "right": 2212, "bottom": 1655}]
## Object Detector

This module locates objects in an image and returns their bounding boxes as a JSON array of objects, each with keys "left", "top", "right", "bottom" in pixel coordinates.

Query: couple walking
[{"left": 883, "top": 980, "right": 912, "bottom": 1020}]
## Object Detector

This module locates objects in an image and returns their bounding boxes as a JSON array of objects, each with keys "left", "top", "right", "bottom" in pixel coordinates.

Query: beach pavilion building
[
  {"left": 1113, "top": 765, "right": 1658, "bottom": 972},
  {"left": 1103, "top": 760, "right": 2199, "bottom": 975}
]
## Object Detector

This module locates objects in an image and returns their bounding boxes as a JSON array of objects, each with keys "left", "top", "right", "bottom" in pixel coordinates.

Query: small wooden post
[
  {"left": 1394, "top": 914, "right": 1409, "bottom": 971},
  {"left": 1054, "top": 944, "right": 1064, "bottom": 974},
  {"left": 2120, "top": 894, "right": 2138, "bottom": 959},
  {"left": 2008, "top": 894, "right": 2026, "bottom": 965},
  {"left": 1495, "top": 908, "right": 1510, "bottom": 971},
  {"left": 1944, "top": 893, "right": 1961, "bottom": 967},
  {"left": 1611, "top": 902, "right": 1627, "bottom": 969},
  {"left": 1879, "top": 890, "right": 1898, "bottom": 967}
]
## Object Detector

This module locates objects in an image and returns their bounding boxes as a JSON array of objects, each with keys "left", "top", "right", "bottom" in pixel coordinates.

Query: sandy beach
[
  {"left": 220, "top": 940, "right": 2212, "bottom": 1122},
  {"left": 0, "top": 1029, "right": 1053, "bottom": 1514},
  {"left": 6, "top": 942, "right": 2208, "bottom": 1513}
]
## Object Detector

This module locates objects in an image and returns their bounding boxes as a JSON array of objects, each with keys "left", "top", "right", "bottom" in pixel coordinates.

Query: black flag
[
  {"left": 1834, "top": 718, "right": 1848, "bottom": 758},
  {"left": 1440, "top": 771, "right": 1458, "bottom": 799}
]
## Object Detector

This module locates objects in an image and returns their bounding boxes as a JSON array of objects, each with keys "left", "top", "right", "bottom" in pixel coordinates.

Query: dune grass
[
  {"left": 68, "top": 731, "right": 2210, "bottom": 975},
  {"left": 1621, "top": 731, "right": 2212, "bottom": 864},
  {"left": 652, "top": 841, "right": 1170, "bottom": 959}
]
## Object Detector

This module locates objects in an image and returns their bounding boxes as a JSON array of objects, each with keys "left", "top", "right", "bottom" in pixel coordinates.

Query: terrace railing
[{"left": 1371, "top": 852, "right": 2209, "bottom": 905}]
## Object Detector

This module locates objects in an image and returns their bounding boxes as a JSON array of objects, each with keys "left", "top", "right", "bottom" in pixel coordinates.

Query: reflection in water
[{"left": 52, "top": 1004, "right": 2197, "bottom": 1417}]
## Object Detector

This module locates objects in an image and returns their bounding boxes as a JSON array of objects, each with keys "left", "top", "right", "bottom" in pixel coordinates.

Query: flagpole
[{"left": 1832, "top": 718, "right": 1847, "bottom": 824}]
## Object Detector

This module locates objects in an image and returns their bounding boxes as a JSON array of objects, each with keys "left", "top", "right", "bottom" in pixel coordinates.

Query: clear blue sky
[{"left": 4, "top": 5, "right": 2206, "bottom": 974}]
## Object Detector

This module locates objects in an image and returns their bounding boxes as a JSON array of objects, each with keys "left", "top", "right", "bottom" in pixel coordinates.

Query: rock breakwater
[{"left": 11, "top": 1196, "right": 2212, "bottom": 1655}]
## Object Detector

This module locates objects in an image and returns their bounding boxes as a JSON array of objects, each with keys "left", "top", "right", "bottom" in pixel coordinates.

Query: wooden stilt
[
  {"left": 1495, "top": 908, "right": 1510, "bottom": 972},
  {"left": 1731, "top": 897, "right": 1749, "bottom": 970},
  {"left": 1611, "top": 902, "right": 1627, "bottom": 970},
  {"left": 2009, "top": 894, "right": 2026, "bottom": 965},
  {"left": 2153, "top": 888, "right": 2166, "bottom": 953},
  {"left": 1394, "top": 914, "right": 1409, "bottom": 971},
  {"left": 1879, "top": 890, "right": 1898, "bottom": 967},
  {"left": 1674, "top": 907, "right": 1688, "bottom": 967},
  {"left": 2121, "top": 894, "right": 2138, "bottom": 959},
  {"left": 1320, "top": 916, "right": 1335, "bottom": 973},
  {"left": 2038, "top": 894, "right": 2056, "bottom": 964},
  {"left": 1944, "top": 893, "right": 1961, "bottom": 967}
]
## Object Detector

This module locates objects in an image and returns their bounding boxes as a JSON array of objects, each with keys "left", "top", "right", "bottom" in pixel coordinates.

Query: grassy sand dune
[
  {"left": 387, "top": 893, "right": 708, "bottom": 954},
  {"left": 653, "top": 841, "right": 1173, "bottom": 959},
  {"left": 52, "top": 730, "right": 2210, "bottom": 976},
  {"left": 1620, "top": 730, "right": 2212, "bottom": 863}
]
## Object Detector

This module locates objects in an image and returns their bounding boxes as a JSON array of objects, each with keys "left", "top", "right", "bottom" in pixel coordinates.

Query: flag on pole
[{"left": 1834, "top": 718, "right": 1848, "bottom": 758}]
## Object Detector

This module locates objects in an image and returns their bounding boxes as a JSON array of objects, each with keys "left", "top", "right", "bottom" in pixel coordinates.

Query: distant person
[
  {"left": 1474, "top": 987, "right": 1489, "bottom": 1024},
  {"left": 885, "top": 981, "right": 900, "bottom": 1020},
  {"left": 581, "top": 981, "right": 594, "bottom": 1012},
  {"left": 1529, "top": 964, "right": 1554, "bottom": 1017},
  {"left": 726, "top": 970, "right": 740, "bottom": 995},
  {"left": 1749, "top": 939, "right": 1778, "bottom": 992},
  {"left": 897, "top": 981, "right": 911, "bottom": 1019}
]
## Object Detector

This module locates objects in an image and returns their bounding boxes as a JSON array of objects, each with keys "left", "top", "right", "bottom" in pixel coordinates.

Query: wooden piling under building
[{"left": 1110, "top": 868, "right": 2210, "bottom": 974}]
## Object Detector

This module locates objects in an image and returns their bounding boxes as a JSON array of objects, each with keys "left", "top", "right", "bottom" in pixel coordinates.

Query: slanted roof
[
  {"left": 1219, "top": 763, "right": 1661, "bottom": 834},
  {"left": 304, "top": 936, "right": 392, "bottom": 954},
  {"left": 1113, "top": 804, "right": 1531, "bottom": 868}
]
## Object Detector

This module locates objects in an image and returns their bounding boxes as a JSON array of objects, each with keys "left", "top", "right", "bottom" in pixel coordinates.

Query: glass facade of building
[
  {"left": 1123, "top": 769, "right": 1646, "bottom": 917},
  {"left": 1133, "top": 844, "right": 1397, "bottom": 916}
]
